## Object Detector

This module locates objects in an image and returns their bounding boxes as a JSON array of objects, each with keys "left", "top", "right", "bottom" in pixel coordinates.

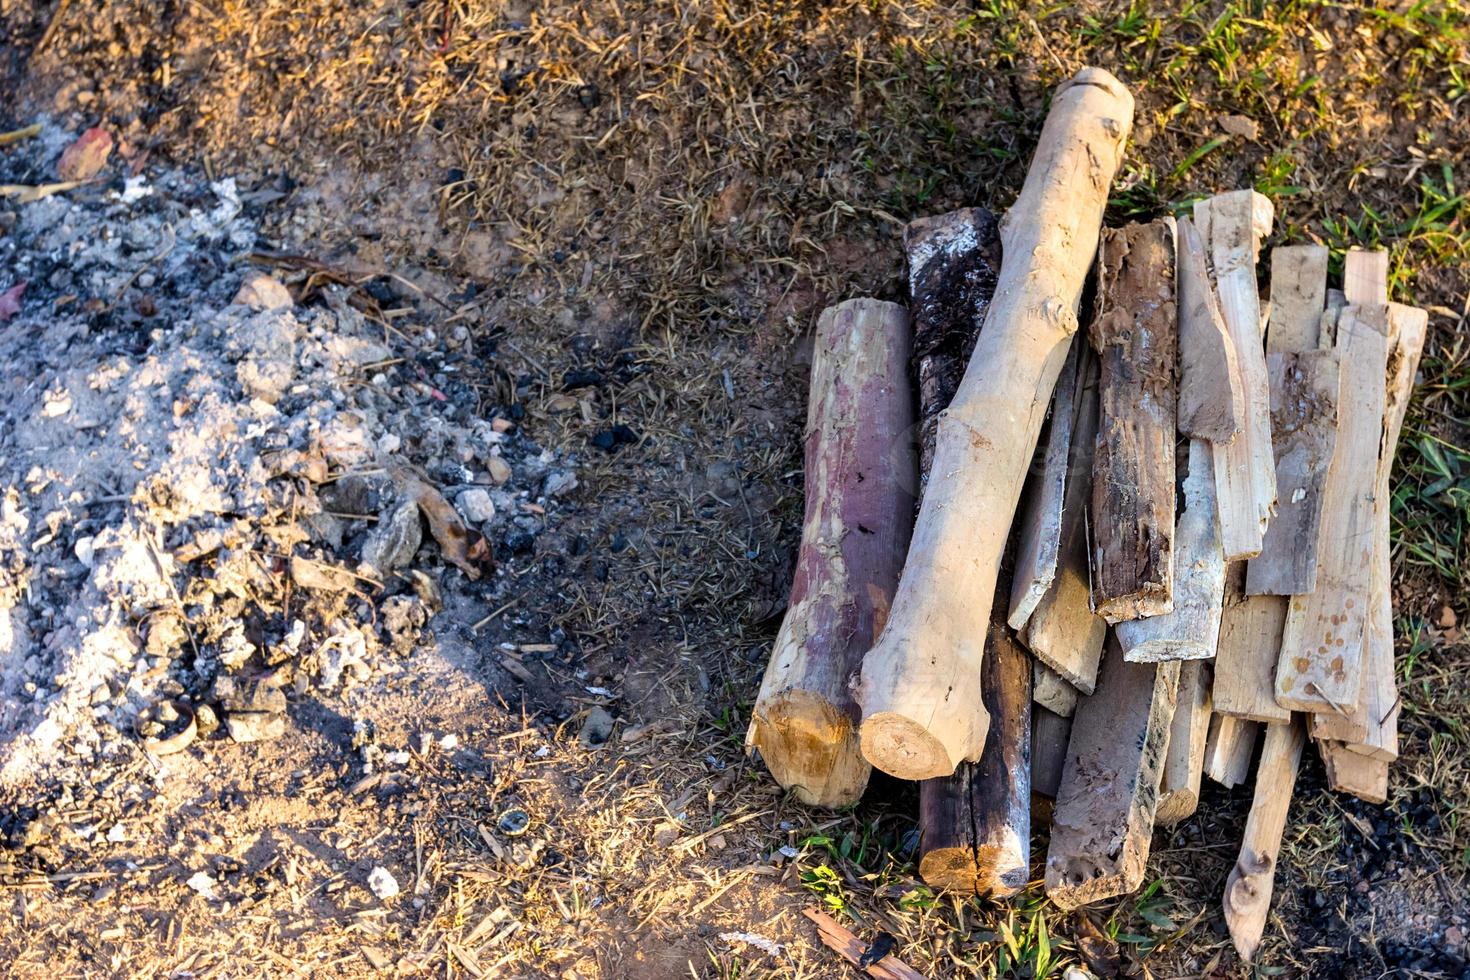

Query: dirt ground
[{"left": 2, "top": 1, "right": 1469, "bottom": 977}]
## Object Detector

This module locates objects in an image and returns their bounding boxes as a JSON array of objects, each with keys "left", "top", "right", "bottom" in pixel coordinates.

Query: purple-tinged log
[{"left": 747, "top": 298, "right": 916, "bottom": 807}]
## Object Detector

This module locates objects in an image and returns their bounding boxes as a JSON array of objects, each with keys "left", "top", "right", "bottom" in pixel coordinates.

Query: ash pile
[{"left": 0, "top": 125, "right": 572, "bottom": 808}]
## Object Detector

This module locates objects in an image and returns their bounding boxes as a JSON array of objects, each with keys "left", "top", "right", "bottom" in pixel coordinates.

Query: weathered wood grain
[{"left": 1176, "top": 216, "right": 1245, "bottom": 443}]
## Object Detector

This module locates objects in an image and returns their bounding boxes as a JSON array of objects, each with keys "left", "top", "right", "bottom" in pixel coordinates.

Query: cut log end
[
  {"left": 860, "top": 710, "right": 977, "bottom": 781},
  {"left": 748, "top": 691, "right": 870, "bottom": 808},
  {"left": 919, "top": 834, "right": 1028, "bottom": 898},
  {"left": 1224, "top": 855, "right": 1273, "bottom": 962}
]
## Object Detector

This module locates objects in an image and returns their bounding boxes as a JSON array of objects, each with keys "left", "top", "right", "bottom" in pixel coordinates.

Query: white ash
[{"left": 0, "top": 128, "right": 576, "bottom": 792}]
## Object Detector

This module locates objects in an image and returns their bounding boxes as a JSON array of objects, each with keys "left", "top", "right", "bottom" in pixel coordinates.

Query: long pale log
[
  {"left": 1156, "top": 660, "right": 1212, "bottom": 826},
  {"left": 1224, "top": 719, "right": 1305, "bottom": 962},
  {"left": 1009, "top": 337, "right": 1087, "bottom": 630},
  {"left": 1245, "top": 350, "right": 1340, "bottom": 595},
  {"left": 1176, "top": 217, "right": 1244, "bottom": 443},
  {"left": 858, "top": 68, "right": 1134, "bottom": 779},
  {"left": 1045, "top": 639, "right": 1180, "bottom": 909},
  {"left": 1313, "top": 303, "right": 1426, "bottom": 758},
  {"left": 1203, "top": 714, "right": 1259, "bottom": 788},
  {"left": 1276, "top": 305, "right": 1390, "bottom": 713},
  {"left": 1197, "top": 192, "right": 1276, "bottom": 560},
  {"left": 1033, "top": 660, "right": 1079, "bottom": 718},
  {"left": 1212, "top": 564, "right": 1291, "bottom": 724},
  {"left": 1022, "top": 353, "right": 1107, "bottom": 692},
  {"left": 1320, "top": 739, "right": 1388, "bottom": 803},
  {"left": 1089, "top": 219, "right": 1177, "bottom": 622},
  {"left": 919, "top": 612, "right": 1031, "bottom": 896},
  {"left": 747, "top": 299, "right": 916, "bottom": 806},
  {"left": 910, "top": 208, "right": 1030, "bottom": 897},
  {"left": 1117, "top": 439, "right": 1225, "bottom": 662},
  {"left": 1032, "top": 706, "right": 1072, "bottom": 800}
]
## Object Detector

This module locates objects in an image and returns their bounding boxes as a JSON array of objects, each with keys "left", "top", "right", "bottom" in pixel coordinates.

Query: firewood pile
[{"left": 747, "top": 67, "right": 1427, "bottom": 962}]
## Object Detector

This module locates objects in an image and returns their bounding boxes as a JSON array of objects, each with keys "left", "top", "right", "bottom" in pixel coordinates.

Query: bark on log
[
  {"left": 1276, "top": 305, "right": 1389, "bottom": 713},
  {"left": 1089, "top": 219, "right": 1177, "bottom": 623},
  {"left": 857, "top": 68, "right": 1134, "bottom": 780},
  {"left": 1224, "top": 718, "right": 1305, "bottom": 962},
  {"left": 1176, "top": 216, "right": 1244, "bottom": 444},
  {"left": 1009, "top": 338, "right": 1088, "bottom": 630},
  {"left": 747, "top": 299, "right": 916, "bottom": 806},
  {"left": 1212, "top": 563, "right": 1291, "bottom": 724},
  {"left": 1023, "top": 353, "right": 1107, "bottom": 692},
  {"left": 1156, "top": 660, "right": 1212, "bottom": 826},
  {"left": 1197, "top": 193, "right": 1277, "bottom": 560},
  {"left": 1045, "top": 638, "right": 1180, "bottom": 909},
  {"left": 1116, "top": 439, "right": 1226, "bottom": 662}
]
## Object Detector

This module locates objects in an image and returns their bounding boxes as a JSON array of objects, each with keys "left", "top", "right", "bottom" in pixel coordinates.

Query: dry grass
[{"left": 3, "top": 0, "right": 1469, "bottom": 976}]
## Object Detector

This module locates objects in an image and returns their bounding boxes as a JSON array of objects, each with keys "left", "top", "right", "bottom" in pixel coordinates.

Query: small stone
[
  {"left": 1218, "top": 113, "right": 1260, "bottom": 140},
  {"left": 578, "top": 706, "right": 615, "bottom": 747},
  {"left": 542, "top": 470, "right": 578, "bottom": 498},
  {"left": 233, "top": 273, "right": 294, "bottom": 311},
  {"left": 487, "top": 457, "right": 512, "bottom": 485},
  {"left": 457, "top": 487, "right": 496, "bottom": 524},
  {"left": 504, "top": 529, "right": 535, "bottom": 554},
  {"left": 368, "top": 866, "right": 400, "bottom": 900},
  {"left": 213, "top": 676, "right": 287, "bottom": 714},
  {"left": 185, "top": 871, "right": 219, "bottom": 900},
  {"left": 1438, "top": 605, "right": 1457, "bottom": 629},
  {"left": 361, "top": 499, "right": 423, "bottom": 574},
  {"left": 73, "top": 535, "right": 96, "bottom": 567},
  {"left": 194, "top": 704, "right": 220, "bottom": 736},
  {"left": 225, "top": 712, "right": 286, "bottom": 742}
]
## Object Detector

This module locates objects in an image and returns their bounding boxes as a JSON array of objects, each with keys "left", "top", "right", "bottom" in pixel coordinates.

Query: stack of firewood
[{"left": 747, "top": 67, "right": 1426, "bottom": 962}]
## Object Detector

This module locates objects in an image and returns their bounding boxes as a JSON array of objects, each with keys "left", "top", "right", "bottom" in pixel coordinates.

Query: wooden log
[
  {"left": 1156, "top": 660, "right": 1212, "bottom": 826},
  {"left": 919, "top": 612, "right": 1031, "bottom": 896},
  {"left": 857, "top": 68, "right": 1134, "bottom": 779},
  {"left": 906, "top": 208, "right": 1003, "bottom": 482},
  {"left": 1032, "top": 706, "right": 1072, "bottom": 800},
  {"left": 1312, "top": 303, "right": 1427, "bottom": 758},
  {"left": 1275, "top": 305, "right": 1390, "bottom": 713},
  {"left": 1320, "top": 739, "right": 1389, "bottom": 803},
  {"left": 1175, "top": 216, "right": 1244, "bottom": 443},
  {"left": 1044, "top": 638, "right": 1180, "bottom": 909},
  {"left": 1212, "top": 564, "right": 1291, "bottom": 724},
  {"left": 1023, "top": 353, "right": 1107, "bottom": 693},
  {"left": 1224, "top": 719, "right": 1306, "bottom": 962},
  {"left": 1033, "top": 660, "right": 1079, "bottom": 718},
  {"left": 1117, "top": 439, "right": 1226, "bottom": 662},
  {"left": 1088, "top": 219, "right": 1177, "bottom": 622},
  {"left": 1009, "top": 337, "right": 1087, "bottom": 630},
  {"left": 1203, "top": 714, "right": 1259, "bottom": 788},
  {"left": 747, "top": 299, "right": 916, "bottom": 806},
  {"left": 1245, "top": 350, "right": 1340, "bottom": 596},
  {"left": 1197, "top": 192, "right": 1277, "bottom": 560},
  {"left": 909, "top": 209, "right": 1030, "bottom": 897}
]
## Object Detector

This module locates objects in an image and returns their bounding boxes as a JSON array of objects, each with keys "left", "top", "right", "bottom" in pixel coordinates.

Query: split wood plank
[
  {"left": 1275, "top": 305, "right": 1390, "bottom": 713},
  {"left": 1312, "top": 303, "right": 1427, "bottom": 758},
  {"left": 1320, "top": 740, "right": 1389, "bottom": 804},
  {"left": 1197, "top": 192, "right": 1277, "bottom": 561},
  {"left": 919, "top": 612, "right": 1031, "bottom": 896},
  {"left": 802, "top": 908, "right": 925, "bottom": 980},
  {"left": 1009, "top": 336, "right": 1087, "bottom": 630},
  {"left": 1033, "top": 660, "right": 1079, "bottom": 718},
  {"left": 1224, "top": 719, "right": 1306, "bottom": 962},
  {"left": 1203, "top": 714, "right": 1259, "bottom": 788},
  {"left": 1212, "top": 563, "right": 1291, "bottom": 723},
  {"left": 1032, "top": 706, "right": 1072, "bottom": 800},
  {"left": 1318, "top": 288, "right": 1346, "bottom": 349},
  {"left": 1024, "top": 353, "right": 1108, "bottom": 694},
  {"left": 1266, "top": 246, "right": 1329, "bottom": 353},
  {"left": 857, "top": 68, "right": 1134, "bottom": 779},
  {"left": 1175, "top": 216, "right": 1245, "bottom": 443},
  {"left": 1157, "top": 660, "right": 1212, "bottom": 827},
  {"left": 747, "top": 299, "right": 915, "bottom": 806},
  {"left": 1343, "top": 249, "right": 1389, "bottom": 307},
  {"left": 1245, "top": 350, "right": 1341, "bottom": 595},
  {"left": 1089, "top": 219, "right": 1178, "bottom": 622},
  {"left": 1117, "top": 439, "right": 1226, "bottom": 662},
  {"left": 1045, "top": 638, "right": 1180, "bottom": 909}
]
